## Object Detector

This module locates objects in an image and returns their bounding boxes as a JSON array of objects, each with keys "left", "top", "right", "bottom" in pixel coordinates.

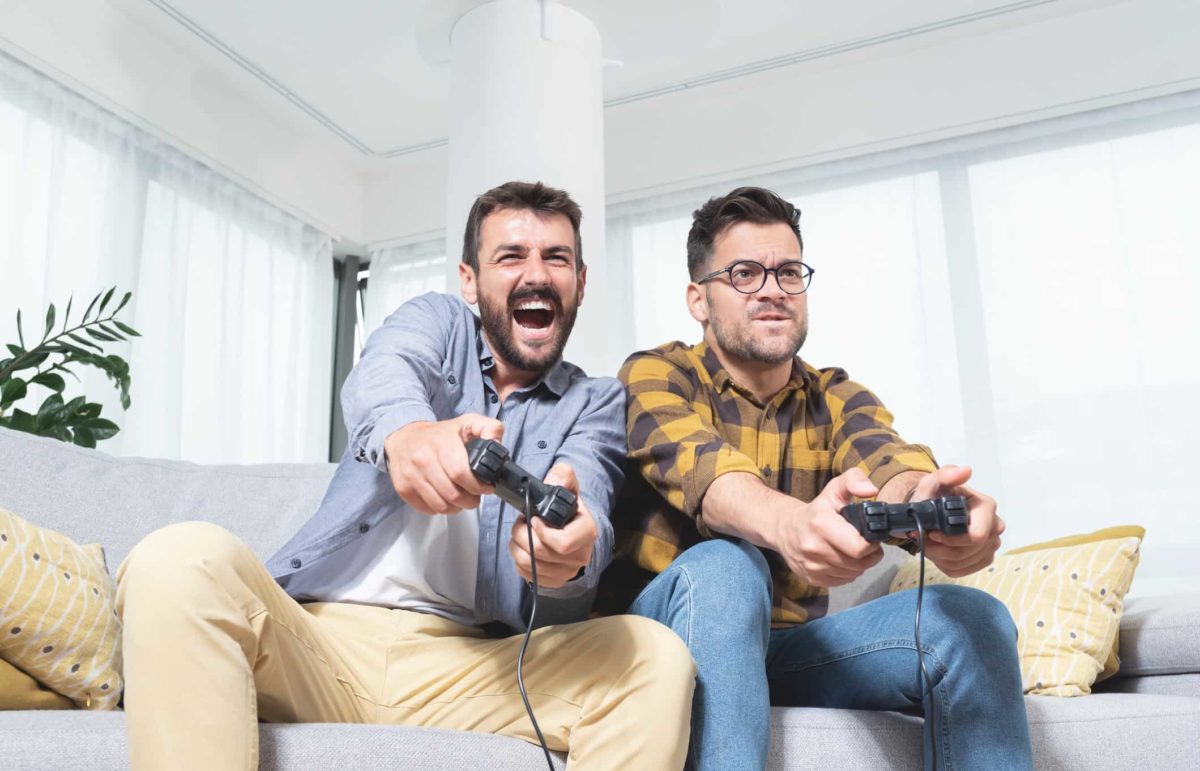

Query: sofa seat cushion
[
  {"left": 0, "top": 711, "right": 568, "bottom": 770},
  {"left": 4, "top": 694, "right": 1198, "bottom": 771}
]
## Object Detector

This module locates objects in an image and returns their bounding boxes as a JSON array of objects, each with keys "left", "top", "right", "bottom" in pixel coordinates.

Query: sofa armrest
[{"left": 1115, "top": 592, "right": 1200, "bottom": 677}]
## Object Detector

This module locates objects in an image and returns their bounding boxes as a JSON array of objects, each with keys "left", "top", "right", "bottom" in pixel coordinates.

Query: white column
[{"left": 444, "top": 0, "right": 608, "bottom": 375}]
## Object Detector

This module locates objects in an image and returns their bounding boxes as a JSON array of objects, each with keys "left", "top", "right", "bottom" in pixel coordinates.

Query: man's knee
[
  {"left": 118, "top": 521, "right": 253, "bottom": 601},
  {"left": 920, "top": 584, "right": 1019, "bottom": 666},
  {"left": 675, "top": 539, "right": 771, "bottom": 597},
  {"left": 601, "top": 615, "right": 697, "bottom": 684}
]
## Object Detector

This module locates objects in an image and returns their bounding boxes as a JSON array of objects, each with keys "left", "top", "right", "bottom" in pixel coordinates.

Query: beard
[
  {"left": 709, "top": 299, "right": 808, "bottom": 365},
  {"left": 477, "top": 284, "right": 579, "bottom": 375}
]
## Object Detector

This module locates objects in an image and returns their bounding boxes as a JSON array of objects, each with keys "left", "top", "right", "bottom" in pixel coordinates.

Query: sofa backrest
[
  {"left": 0, "top": 427, "right": 335, "bottom": 574},
  {"left": 0, "top": 426, "right": 900, "bottom": 610}
]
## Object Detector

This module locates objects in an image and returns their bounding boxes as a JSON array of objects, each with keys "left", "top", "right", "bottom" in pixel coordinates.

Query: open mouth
[{"left": 513, "top": 298, "right": 557, "bottom": 337}]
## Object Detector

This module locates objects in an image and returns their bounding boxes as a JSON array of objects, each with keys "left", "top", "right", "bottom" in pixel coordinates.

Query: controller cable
[
  {"left": 518, "top": 485, "right": 556, "bottom": 771},
  {"left": 910, "top": 514, "right": 937, "bottom": 771}
]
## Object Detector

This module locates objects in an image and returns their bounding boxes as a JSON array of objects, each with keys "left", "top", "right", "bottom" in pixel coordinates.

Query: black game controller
[
  {"left": 466, "top": 438, "right": 577, "bottom": 528},
  {"left": 840, "top": 496, "right": 970, "bottom": 542}
]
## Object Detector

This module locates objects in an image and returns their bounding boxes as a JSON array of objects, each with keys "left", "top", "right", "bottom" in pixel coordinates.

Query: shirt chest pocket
[
  {"left": 781, "top": 449, "right": 836, "bottom": 499},
  {"left": 514, "top": 441, "right": 557, "bottom": 481}
]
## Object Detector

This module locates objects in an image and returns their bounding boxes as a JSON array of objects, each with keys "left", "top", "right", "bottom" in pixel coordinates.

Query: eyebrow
[{"left": 491, "top": 243, "right": 576, "bottom": 258}]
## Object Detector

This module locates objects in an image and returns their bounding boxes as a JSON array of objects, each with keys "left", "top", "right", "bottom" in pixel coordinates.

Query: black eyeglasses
[{"left": 696, "top": 260, "right": 814, "bottom": 295}]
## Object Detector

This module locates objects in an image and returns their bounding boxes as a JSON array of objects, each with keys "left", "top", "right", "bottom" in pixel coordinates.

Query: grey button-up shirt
[{"left": 266, "top": 292, "right": 626, "bottom": 633}]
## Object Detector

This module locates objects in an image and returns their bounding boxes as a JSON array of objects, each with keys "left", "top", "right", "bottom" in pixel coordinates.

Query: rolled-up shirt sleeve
[
  {"left": 342, "top": 293, "right": 452, "bottom": 473},
  {"left": 537, "top": 377, "right": 627, "bottom": 599},
  {"left": 620, "top": 349, "right": 762, "bottom": 537},
  {"left": 821, "top": 368, "right": 938, "bottom": 490}
]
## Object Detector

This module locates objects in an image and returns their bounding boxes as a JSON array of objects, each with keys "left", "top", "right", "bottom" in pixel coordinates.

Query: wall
[
  {"left": 0, "top": 0, "right": 365, "bottom": 243},
  {"left": 366, "top": 0, "right": 1200, "bottom": 246}
]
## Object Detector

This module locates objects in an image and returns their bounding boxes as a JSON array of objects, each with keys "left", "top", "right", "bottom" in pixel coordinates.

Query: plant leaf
[
  {"left": 72, "top": 427, "right": 96, "bottom": 448},
  {"left": 63, "top": 296, "right": 73, "bottom": 330},
  {"left": 31, "top": 373, "right": 66, "bottom": 393},
  {"left": 6, "top": 344, "right": 24, "bottom": 357},
  {"left": 43, "top": 303, "right": 55, "bottom": 341},
  {"left": 99, "top": 323, "right": 126, "bottom": 341},
  {"left": 82, "top": 291, "right": 101, "bottom": 322},
  {"left": 35, "top": 393, "right": 65, "bottom": 428},
  {"left": 16, "top": 309, "right": 25, "bottom": 348},
  {"left": 68, "top": 333, "right": 103, "bottom": 352},
  {"left": 17, "top": 351, "right": 49, "bottom": 369},
  {"left": 85, "top": 328, "right": 117, "bottom": 343},
  {"left": 61, "top": 395, "right": 87, "bottom": 418},
  {"left": 80, "top": 417, "right": 119, "bottom": 441},
  {"left": 114, "top": 292, "right": 132, "bottom": 314},
  {"left": 111, "top": 320, "right": 141, "bottom": 337},
  {"left": 7, "top": 408, "right": 35, "bottom": 433},
  {"left": 97, "top": 287, "right": 116, "bottom": 316},
  {"left": 1, "top": 378, "right": 28, "bottom": 409}
]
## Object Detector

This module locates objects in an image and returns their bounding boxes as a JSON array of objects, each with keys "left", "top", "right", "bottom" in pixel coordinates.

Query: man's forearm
[{"left": 699, "top": 472, "right": 797, "bottom": 551}]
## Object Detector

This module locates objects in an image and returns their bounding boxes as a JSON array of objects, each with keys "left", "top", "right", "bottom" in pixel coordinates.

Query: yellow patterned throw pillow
[
  {"left": 0, "top": 657, "right": 74, "bottom": 710},
  {"left": 889, "top": 526, "right": 1144, "bottom": 697},
  {"left": 0, "top": 509, "right": 122, "bottom": 709}
]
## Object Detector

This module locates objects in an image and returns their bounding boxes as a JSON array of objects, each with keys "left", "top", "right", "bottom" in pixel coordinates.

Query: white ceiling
[{"left": 147, "top": 0, "right": 1073, "bottom": 158}]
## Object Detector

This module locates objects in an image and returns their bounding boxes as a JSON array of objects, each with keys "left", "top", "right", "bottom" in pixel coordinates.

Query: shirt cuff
[
  {"left": 689, "top": 444, "right": 764, "bottom": 538},
  {"left": 864, "top": 444, "right": 938, "bottom": 493},
  {"left": 359, "top": 402, "right": 439, "bottom": 473}
]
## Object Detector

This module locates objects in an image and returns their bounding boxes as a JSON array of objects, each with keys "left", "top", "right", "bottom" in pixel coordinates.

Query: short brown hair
[
  {"left": 461, "top": 181, "right": 584, "bottom": 271},
  {"left": 686, "top": 186, "right": 803, "bottom": 280}
]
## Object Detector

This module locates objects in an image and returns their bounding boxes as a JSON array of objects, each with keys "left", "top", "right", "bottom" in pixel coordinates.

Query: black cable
[
  {"left": 911, "top": 515, "right": 936, "bottom": 771},
  {"left": 519, "top": 486, "right": 555, "bottom": 771}
]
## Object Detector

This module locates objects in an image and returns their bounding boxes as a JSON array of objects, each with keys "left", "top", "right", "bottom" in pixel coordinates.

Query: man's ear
[
  {"left": 459, "top": 262, "right": 478, "bottom": 305},
  {"left": 575, "top": 264, "right": 587, "bottom": 308},
  {"left": 686, "top": 282, "right": 709, "bottom": 324}
]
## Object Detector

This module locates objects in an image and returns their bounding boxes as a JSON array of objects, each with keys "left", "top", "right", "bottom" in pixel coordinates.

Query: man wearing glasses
[{"left": 601, "top": 186, "right": 1032, "bottom": 769}]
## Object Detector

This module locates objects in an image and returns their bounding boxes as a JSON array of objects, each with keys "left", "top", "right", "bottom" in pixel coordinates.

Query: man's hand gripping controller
[
  {"left": 466, "top": 438, "right": 577, "bottom": 528},
  {"left": 841, "top": 496, "right": 970, "bottom": 542}
]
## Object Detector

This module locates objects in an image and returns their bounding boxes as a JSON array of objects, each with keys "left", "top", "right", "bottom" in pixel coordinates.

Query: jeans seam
[
  {"left": 673, "top": 564, "right": 696, "bottom": 649},
  {"left": 767, "top": 638, "right": 949, "bottom": 677}
]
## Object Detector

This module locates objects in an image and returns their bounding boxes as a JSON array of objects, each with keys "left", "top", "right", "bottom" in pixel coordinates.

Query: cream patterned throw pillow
[
  {"left": 889, "top": 526, "right": 1143, "bottom": 696},
  {"left": 0, "top": 509, "right": 122, "bottom": 709}
]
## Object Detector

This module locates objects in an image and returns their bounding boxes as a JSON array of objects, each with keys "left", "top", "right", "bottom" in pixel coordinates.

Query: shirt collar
[
  {"left": 474, "top": 315, "right": 570, "bottom": 398},
  {"left": 693, "top": 340, "right": 808, "bottom": 404}
]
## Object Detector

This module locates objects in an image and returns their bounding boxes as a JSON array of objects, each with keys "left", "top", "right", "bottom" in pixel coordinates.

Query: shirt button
[
  {"left": 763, "top": 466, "right": 773, "bottom": 478},
  {"left": 290, "top": 558, "right": 302, "bottom": 569},
  {"left": 359, "top": 522, "right": 370, "bottom": 534},
  {"left": 537, "top": 440, "right": 547, "bottom": 450},
  {"left": 490, "top": 394, "right": 499, "bottom": 404},
  {"left": 448, "top": 375, "right": 457, "bottom": 385}
]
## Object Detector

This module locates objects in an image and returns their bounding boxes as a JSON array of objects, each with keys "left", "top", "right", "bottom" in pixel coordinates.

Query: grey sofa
[{"left": 1, "top": 426, "right": 1198, "bottom": 770}]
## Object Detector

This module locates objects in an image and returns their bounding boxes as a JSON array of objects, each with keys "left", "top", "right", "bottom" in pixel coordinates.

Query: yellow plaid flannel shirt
[{"left": 596, "top": 341, "right": 938, "bottom": 626}]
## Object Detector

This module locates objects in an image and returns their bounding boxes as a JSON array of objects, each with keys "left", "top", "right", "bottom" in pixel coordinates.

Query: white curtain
[
  {"left": 607, "top": 93, "right": 1200, "bottom": 596},
  {"left": 0, "top": 51, "right": 333, "bottom": 464},
  {"left": 363, "top": 240, "right": 447, "bottom": 339}
]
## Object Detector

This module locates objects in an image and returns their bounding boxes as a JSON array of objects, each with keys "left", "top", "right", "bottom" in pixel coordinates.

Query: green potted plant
[{"left": 0, "top": 288, "right": 140, "bottom": 448}]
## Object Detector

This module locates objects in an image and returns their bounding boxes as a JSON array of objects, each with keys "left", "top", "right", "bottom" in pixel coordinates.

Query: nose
[
  {"left": 522, "top": 253, "right": 551, "bottom": 286},
  {"left": 752, "top": 268, "right": 788, "bottom": 301}
]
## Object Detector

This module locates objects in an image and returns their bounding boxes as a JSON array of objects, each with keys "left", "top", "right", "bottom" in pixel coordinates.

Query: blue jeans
[{"left": 627, "top": 539, "right": 1033, "bottom": 771}]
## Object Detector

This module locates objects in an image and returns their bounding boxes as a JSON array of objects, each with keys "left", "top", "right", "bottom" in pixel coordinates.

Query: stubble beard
[
  {"left": 709, "top": 302, "right": 808, "bottom": 365},
  {"left": 477, "top": 286, "right": 579, "bottom": 374}
]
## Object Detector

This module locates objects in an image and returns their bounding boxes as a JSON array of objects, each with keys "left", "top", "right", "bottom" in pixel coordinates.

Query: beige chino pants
[{"left": 115, "top": 522, "right": 694, "bottom": 770}]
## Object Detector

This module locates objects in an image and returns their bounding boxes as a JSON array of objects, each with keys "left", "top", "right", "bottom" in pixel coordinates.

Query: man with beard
[
  {"left": 116, "top": 181, "right": 695, "bottom": 771},
  {"left": 601, "top": 186, "right": 1033, "bottom": 769}
]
